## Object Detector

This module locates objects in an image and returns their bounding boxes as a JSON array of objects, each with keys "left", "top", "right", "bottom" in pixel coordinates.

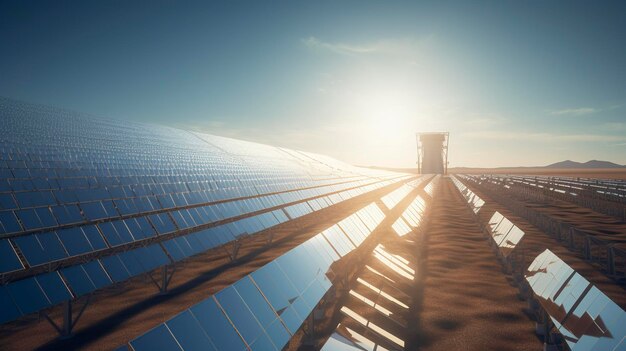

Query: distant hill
[{"left": 545, "top": 160, "right": 626, "bottom": 169}]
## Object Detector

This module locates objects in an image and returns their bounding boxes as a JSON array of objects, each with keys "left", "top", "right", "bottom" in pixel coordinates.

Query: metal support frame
[
  {"left": 336, "top": 269, "right": 351, "bottom": 292},
  {"left": 583, "top": 236, "right": 592, "bottom": 260},
  {"left": 301, "top": 285, "right": 336, "bottom": 347},
  {"left": 416, "top": 134, "right": 421, "bottom": 174},
  {"left": 150, "top": 264, "right": 176, "bottom": 294},
  {"left": 444, "top": 133, "right": 449, "bottom": 175},
  {"left": 608, "top": 246, "right": 616, "bottom": 276},
  {"left": 301, "top": 309, "right": 317, "bottom": 346},
  {"left": 223, "top": 239, "right": 242, "bottom": 262},
  {"left": 42, "top": 296, "right": 91, "bottom": 339},
  {"left": 539, "top": 309, "right": 560, "bottom": 351}
]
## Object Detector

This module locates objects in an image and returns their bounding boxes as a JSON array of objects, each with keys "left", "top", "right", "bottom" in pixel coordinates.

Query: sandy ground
[
  {"left": 0, "top": 181, "right": 408, "bottom": 351},
  {"left": 525, "top": 198, "right": 626, "bottom": 245},
  {"left": 411, "top": 178, "right": 541, "bottom": 351}
]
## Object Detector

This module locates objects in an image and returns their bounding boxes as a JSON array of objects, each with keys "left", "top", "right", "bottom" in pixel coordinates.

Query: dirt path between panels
[{"left": 408, "top": 177, "right": 542, "bottom": 351}]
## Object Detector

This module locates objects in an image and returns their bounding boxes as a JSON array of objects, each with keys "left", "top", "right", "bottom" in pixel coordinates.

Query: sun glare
[{"left": 356, "top": 91, "right": 414, "bottom": 140}]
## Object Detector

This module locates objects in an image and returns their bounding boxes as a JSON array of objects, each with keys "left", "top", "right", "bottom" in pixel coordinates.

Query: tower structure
[{"left": 416, "top": 132, "right": 449, "bottom": 174}]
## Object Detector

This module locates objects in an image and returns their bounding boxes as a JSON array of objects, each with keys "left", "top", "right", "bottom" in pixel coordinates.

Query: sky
[{"left": 1, "top": 0, "right": 625, "bottom": 168}]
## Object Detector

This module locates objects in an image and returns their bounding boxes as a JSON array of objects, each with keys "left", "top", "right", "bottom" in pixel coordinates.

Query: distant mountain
[{"left": 545, "top": 160, "right": 626, "bottom": 169}]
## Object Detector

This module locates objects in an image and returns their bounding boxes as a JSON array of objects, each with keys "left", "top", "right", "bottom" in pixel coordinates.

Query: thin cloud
[
  {"left": 548, "top": 103, "right": 623, "bottom": 116},
  {"left": 549, "top": 107, "right": 597, "bottom": 116},
  {"left": 301, "top": 36, "right": 428, "bottom": 57},
  {"left": 302, "top": 36, "right": 380, "bottom": 55}
]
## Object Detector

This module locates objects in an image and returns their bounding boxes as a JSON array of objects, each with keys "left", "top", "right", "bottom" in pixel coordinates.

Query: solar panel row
[
  {"left": 451, "top": 175, "right": 526, "bottom": 274},
  {"left": 467, "top": 174, "right": 626, "bottom": 220},
  {"left": 501, "top": 175, "right": 625, "bottom": 203},
  {"left": 526, "top": 249, "right": 626, "bottom": 351},
  {"left": 380, "top": 177, "right": 428, "bottom": 211},
  {"left": 121, "top": 203, "right": 386, "bottom": 351},
  {"left": 455, "top": 174, "right": 626, "bottom": 349},
  {"left": 0, "top": 175, "right": 408, "bottom": 326},
  {"left": 0, "top": 98, "right": 410, "bottom": 329},
  {"left": 381, "top": 186, "right": 411, "bottom": 211},
  {"left": 450, "top": 175, "right": 484, "bottom": 214},
  {"left": 423, "top": 179, "right": 437, "bottom": 197},
  {"left": 458, "top": 174, "right": 626, "bottom": 278},
  {"left": 0, "top": 175, "right": 393, "bottom": 237},
  {"left": 392, "top": 194, "right": 427, "bottom": 237},
  {"left": 0, "top": 99, "right": 400, "bottom": 240},
  {"left": 321, "top": 181, "right": 436, "bottom": 350}
]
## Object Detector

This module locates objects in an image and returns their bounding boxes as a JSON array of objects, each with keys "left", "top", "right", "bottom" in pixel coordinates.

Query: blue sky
[{"left": 1, "top": 1, "right": 625, "bottom": 167}]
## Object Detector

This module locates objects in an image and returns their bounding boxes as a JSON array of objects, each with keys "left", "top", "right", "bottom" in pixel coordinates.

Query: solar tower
[{"left": 416, "top": 132, "right": 449, "bottom": 174}]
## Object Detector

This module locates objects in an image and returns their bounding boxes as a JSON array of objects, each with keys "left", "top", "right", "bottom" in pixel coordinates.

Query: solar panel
[
  {"left": 322, "top": 225, "right": 356, "bottom": 257},
  {"left": 6, "top": 276, "right": 51, "bottom": 316},
  {"left": 0, "top": 288, "right": 21, "bottom": 324},
  {"left": 484, "top": 212, "right": 525, "bottom": 258},
  {"left": 123, "top": 202, "right": 386, "bottom": 350},
  {"left": 450, "top": 175, "right": 485, "bottom": 214},
  {"left": 392, "top": 194, "right": 427, "bottom": 236},
  {"left": 381, "top": 185, "right": 413, "bottom": 210},
  {"left": 321, "top": 323, "right": 391, "bottom": 351},
  {"left": 423, "top": 177, "right": 439, "bottom": 197},
  {"left": 391, "top": 218, "right": 412, "bottom": 237},
  {"left": 526, "top": 249, "right": 626, "bottom": 350},
  {"left": 0, "top": 239, "right": 22, "bottom": 273},
  {"left": 492, "top": 217, "right": 514, "bottom": 245}
]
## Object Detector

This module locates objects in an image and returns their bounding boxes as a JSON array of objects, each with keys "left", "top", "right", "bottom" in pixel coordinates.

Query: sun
[{"left": 356, "top": 91, "right": 414, "bottom": 141}]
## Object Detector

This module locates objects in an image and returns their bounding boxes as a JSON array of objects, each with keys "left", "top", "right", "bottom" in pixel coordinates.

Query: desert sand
[{"left": 409, "top": 178, "right": 541, "bottom": 351}]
